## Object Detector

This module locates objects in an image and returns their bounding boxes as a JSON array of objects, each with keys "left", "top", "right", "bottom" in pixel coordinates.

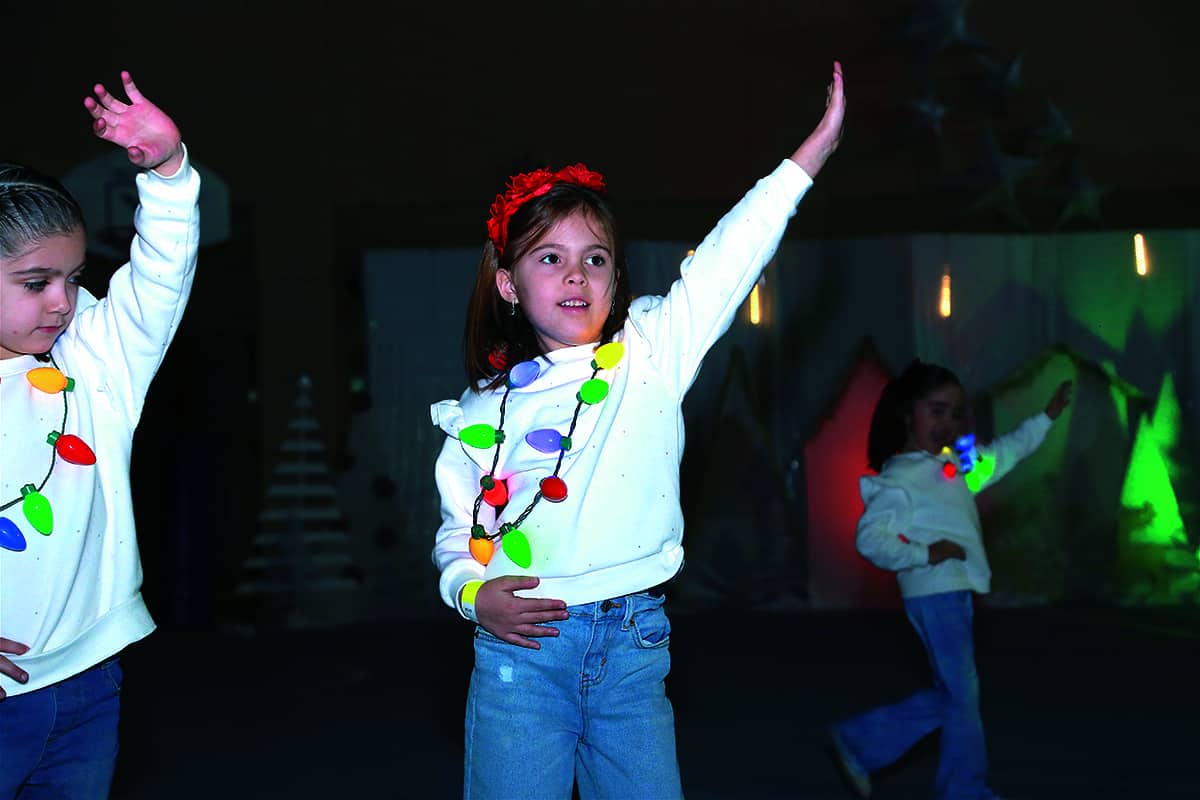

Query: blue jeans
[
  {"left": 464, "top": 592, "right": 682, "bottom": 800},
  {"left": 0, "top": 658, "right": 122, "bottom": 800},
  {"left": 832, "top": 591, "right": 997, "bottom": 800}
]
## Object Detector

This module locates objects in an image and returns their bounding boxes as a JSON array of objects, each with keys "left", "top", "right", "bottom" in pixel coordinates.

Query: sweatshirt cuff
[
  {"left": 440, "top": 558, "right": 486, "bottom": 619},
  {"left": 776, "top": 157, "right": 815, "bottom": 197},
  {"left": 1030, "top": 412, "right": 1054, "bottom": 435},
  {"left": 457, "top": 580, "right": 486, "bottom": 623},
  {"left": 148, "top": 142, "right": 192, "bottom": 182}
]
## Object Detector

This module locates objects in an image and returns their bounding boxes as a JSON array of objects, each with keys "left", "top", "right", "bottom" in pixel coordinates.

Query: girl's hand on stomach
[
  {"left": 928, "top": 540, "right": 967, "bottom": 565},
  {"left": 0, "top": 637, "right": 30, "bottom": 700},
  {"left": 475, "top": 576, "right": 570, "bottom": 650}
]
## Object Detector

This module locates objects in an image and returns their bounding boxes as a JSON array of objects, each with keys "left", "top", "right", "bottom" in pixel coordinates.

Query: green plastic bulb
[
  {"left": 578, "top": 379, "right": 609, "bottom": 405},
  {"left": 20, "top": 484, "right": 53, "bottom": 535},
  {"left": 965, "top": 457, "right": 994, "bottom": 494},
  {"left": 502, "top": 529, "right": 532, "bottom": 568},
  {"left": 460, "top": 423, "right": 499, "bottom": 449}
]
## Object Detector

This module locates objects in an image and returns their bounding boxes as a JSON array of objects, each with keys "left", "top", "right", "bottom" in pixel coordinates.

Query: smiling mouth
[{"left": 558, "top": 300, "right": 590, "bottom": 308}]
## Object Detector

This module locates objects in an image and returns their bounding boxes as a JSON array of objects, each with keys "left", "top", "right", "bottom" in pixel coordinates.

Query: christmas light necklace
[
  {"left": 0, "top": 354, "right": 97, "bottom": 553},
  {"left": 459, "top": 341, "right": 625, "bottom": 568},
  {"left": 938, "top": 434, "right": 992, "bottom": 493}
]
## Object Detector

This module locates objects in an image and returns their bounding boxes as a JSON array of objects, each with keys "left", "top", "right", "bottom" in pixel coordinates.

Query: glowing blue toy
[{"left": 954, "top": 434, "right": 980, "bottom": 473}]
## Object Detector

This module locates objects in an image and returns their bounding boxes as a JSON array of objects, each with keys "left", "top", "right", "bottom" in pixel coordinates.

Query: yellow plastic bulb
[
  {"left": 593, "top": 342, "right": 625, "bottom": 370},
  {"left": 27, "top": 368, "right": 74, "bottom": 394}
]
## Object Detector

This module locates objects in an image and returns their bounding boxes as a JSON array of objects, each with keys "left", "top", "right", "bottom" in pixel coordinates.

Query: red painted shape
[{"left": 803, "top": 353, "right": 900, "bottom": 609}]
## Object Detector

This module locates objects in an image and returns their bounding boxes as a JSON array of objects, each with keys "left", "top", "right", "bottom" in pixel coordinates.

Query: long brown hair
[
  {"left": 867, "top": 359, "right": 964, "bottom": 472},
  {"left": 463, "top": 182, "right": 633, "bottom": 392}
]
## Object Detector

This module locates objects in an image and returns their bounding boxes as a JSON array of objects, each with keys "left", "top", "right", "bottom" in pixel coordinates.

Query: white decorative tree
[{"left": 236, "top": 374, "right": 360, "bottom": 628}]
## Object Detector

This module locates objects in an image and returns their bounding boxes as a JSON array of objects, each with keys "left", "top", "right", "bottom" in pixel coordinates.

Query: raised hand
[
  {"left": 1045, "top": 380, "right": 1073, "bottom": 420},
  {"left": 0, "top": 636, "right": 30, "bottom": 700},
  {"left": 83, "top": 71, "right": 183, "bottom": 175},
  {"left": 791, "top": 61, "right": 846, "bottom": 179},
  {"left": 474, "top": 575, "right": 570, "bottom": 650}
]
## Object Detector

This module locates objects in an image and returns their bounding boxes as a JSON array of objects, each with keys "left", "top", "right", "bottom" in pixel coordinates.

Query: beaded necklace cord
[
  {"left": 459, "top": 342, "right": 624, "bottom": 569},
  {"left": 0, "top": 353, "right": 96, "bottom": 553}
]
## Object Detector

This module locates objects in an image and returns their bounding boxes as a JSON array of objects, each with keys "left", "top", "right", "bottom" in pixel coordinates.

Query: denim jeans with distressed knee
[{"left": 464, "top": 591, "right": 682, "bottom": 800}]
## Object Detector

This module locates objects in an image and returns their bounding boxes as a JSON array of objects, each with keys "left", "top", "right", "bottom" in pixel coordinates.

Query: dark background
[
  {"left": 7, "top": 0, "right": 1197, "bottom": 625},
  {"left": 4, "top": 2, "right": 1199, "bottom": 796}
]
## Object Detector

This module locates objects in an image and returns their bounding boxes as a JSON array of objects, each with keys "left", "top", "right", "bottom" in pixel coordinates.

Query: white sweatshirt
[
  {"left": 0, "top": 152, "right": 200, "bottom": 696},
  {"left": 431, "top": 159, "right": 813, "bottom": 615},
  {"left": 855, "top": 413, "right": 1054, "bottom": 598}
]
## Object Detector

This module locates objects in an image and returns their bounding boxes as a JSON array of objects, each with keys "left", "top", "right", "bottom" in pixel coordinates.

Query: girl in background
[{"left": 830, "top": 359, "right": 1070, "bottom": 799}]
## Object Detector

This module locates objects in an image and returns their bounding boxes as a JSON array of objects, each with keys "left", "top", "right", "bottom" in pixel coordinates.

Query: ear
[{"left": 495, "top": 268, "right": 518, "bottom": 303}]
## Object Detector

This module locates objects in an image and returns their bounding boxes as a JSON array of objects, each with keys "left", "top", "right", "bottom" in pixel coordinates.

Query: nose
[
  {"left": 563, "top": 260, "right": 588, "bottom": 286},
  {"left": 45, "top": 282, "right": 72, "bottom": 315}
]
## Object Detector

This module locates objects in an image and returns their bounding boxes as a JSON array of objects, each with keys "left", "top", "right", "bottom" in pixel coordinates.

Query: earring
[{"left": 510, "top": 300, "right": 517, "bottom": 316}]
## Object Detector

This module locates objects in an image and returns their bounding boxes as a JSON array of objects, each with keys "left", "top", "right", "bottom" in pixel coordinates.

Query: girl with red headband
[{"left": 431, "top": 62, "right": 845, "bottom": 799}]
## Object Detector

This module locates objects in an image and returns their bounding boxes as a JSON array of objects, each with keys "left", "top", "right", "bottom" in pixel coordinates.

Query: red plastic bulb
[{"left": 48, "top": 432, "right": 96, "bottom": 465}]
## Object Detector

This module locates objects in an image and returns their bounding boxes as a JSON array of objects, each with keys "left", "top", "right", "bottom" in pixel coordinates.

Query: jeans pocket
[
  {"left": 628, "top": 599, "right": 671, "bottom": 650},
  {"left": 474, "top": 625, "right": 507, "bottom": 645},
  {"left": 99, "top": 658, "right": 123, "bottom": 694}
]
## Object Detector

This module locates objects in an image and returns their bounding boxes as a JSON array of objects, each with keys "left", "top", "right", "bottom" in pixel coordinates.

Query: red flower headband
[{"left": 486, "top": 163, "right": 606, "bottom": 255}]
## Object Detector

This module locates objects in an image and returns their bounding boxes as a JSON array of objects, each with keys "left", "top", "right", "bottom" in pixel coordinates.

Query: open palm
[{"left": 84, "top": 71, "right": 182, "bottom": 172}]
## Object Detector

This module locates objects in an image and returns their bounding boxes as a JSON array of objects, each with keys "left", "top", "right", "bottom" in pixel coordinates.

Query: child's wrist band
[{"left": 460, "top": 579, "right": 485, "bottom": 623}]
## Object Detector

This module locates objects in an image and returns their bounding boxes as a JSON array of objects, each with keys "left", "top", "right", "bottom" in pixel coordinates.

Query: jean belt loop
[{"left": 620, "top": 593, "right": 637, "bottom": 627}]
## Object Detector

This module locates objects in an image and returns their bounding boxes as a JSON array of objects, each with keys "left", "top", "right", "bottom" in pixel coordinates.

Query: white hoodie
[
  {"left": 431, "top": 159, "right": 814, "bottom": 615},
  {"left": 0, "top": 151, "right": 200, "bottom": 696},
  {"left": 855, "top": 413, "right": 1054, "bottom": 598}
]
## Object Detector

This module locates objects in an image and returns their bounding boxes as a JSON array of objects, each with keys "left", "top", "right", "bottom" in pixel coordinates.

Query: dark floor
[{"left": 108, "top": 606, "right": 1200, "bottom": 799}]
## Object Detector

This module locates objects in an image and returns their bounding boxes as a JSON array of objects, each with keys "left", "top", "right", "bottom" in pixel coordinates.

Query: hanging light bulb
[
  {"left": 20, "top": 484, "right": 53, "bottom": 534},
  {"left": 47, "top": 431, "right": 97, "bottom": 465},
  {"left": 0, "top": 517, "right": 27, "bottom": 552},
  {"left": 1133, "top": 233, "right": 1150, "bottom": 277},
  {"left": 27, "top": 367, "right": 75, "bottom": 394},
  {"left": 749, "top": 282, "right": 762, "bottom": 325},
  {"left": 939, "top": 265, "right": 952, "bottom": 318}
]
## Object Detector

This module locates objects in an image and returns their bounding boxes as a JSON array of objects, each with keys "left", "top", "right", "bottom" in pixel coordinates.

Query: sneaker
[{"left": 829, "top": 727, "right": 871, "bottom": 798}]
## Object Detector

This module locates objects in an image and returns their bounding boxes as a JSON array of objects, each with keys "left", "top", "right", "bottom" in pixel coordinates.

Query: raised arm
[
  {"left": 69, "top": 72, "right": 200, "bottom": 423},
  {"left": 633, "top": 62, "right": 847, "bottom": 397},
  {"left": 790, "top": 61, "right": 845, "bottom": 179},
  {"left": 971, "top": 381, "right": 1071, "bottom": 492}
]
